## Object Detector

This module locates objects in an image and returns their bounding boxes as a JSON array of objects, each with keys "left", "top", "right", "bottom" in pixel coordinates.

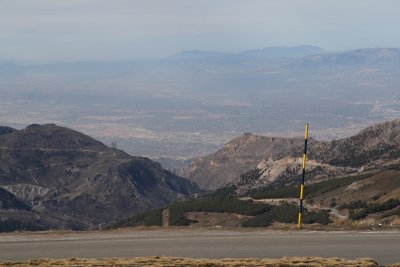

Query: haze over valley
[{"left": 1, "top": 46, "right": 400, "bottom": 164}]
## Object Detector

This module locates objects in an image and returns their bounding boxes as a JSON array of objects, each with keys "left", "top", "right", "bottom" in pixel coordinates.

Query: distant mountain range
[
  {"left": 298, "top": 48, "right": 400, "bottom": 66},
  {"left": 171, "top": 45, "right": 325, "bottom": 60},
  {"left": 0, "top": 124, "right": 198, "bottom": 231},
  {"left": 4, "top": 46, "right": 399, "bottom": 77}
]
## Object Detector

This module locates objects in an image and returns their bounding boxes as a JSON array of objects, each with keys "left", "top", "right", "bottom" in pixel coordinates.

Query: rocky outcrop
[{"left": 2, "top": 184, "right": 50, "bottom": 201}]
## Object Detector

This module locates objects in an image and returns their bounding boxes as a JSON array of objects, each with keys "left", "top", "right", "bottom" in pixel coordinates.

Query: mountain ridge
[
  {"left": 297, "top": 48, "right": 400, "bottom": 67},
  {"left": 182, "top": 119, "right": 400, "bottom": 191},
  {"left": 171, "top": 45, "right": 325, "bottom": 61},
  {"left": 0, "top": 124, "right": 198, "bottom": 231}
]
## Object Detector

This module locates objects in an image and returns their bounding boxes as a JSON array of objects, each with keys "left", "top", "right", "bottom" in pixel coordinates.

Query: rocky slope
[
  {"left": 181, "top": 134, "right": 304, "bottom": 190},
  {"left": 309, "top": 120, "right": 400, "bottom": 167},
  {"left": 183, "top": 119, "right": 400, "bottom": 191},
  {"left": 0, "top": 124, "right": 198, "bottom": 230}
]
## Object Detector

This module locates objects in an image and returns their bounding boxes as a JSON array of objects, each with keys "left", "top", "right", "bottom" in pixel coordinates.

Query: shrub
[
  {"left": 249, "top": 173, "right": 372, "bottom": 200},
  {"left": 347, "top": 200, "right": 368, "bottom": 210},
  {"left": 168, "top": 197, "right": 271, "bottom": 226},
  {"left": 109, "top": 208, "right": 163, "bottom": 228},
  {"left": 242, "top": 205, "right": 330, "bottom": 227},
  {"left": 349, "top": 199, "right": 400, "bottom": 220},
  {"left": 303, "top": 210, "right": 331, "bottom": 225},
  {"left": 250, "top": 186, "right": 298, "bottom": 199}
]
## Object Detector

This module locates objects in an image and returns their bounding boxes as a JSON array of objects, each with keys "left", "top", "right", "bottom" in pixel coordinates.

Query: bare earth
[{"left": 0, "top": 228, "right": 399, "bottom": 266}]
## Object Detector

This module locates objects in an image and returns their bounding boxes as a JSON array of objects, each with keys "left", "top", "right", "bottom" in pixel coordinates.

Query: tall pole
[{"left": 297, "top": 123, "right": 309, "bottom": 230}]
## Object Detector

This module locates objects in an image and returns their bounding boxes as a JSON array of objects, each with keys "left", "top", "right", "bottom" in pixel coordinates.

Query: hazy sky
[{"left": 1, "top": 0, "right": 399, "bottom": 61}]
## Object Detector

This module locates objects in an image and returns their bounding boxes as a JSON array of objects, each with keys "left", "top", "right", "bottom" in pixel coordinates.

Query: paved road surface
[{"left": 0, "top": 229, "right": 399, "bottom": 265}]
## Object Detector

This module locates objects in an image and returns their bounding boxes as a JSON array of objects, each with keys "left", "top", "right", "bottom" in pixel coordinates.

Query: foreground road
[{"left": 0, "top": 229, "right": 399, "bottom": 265}]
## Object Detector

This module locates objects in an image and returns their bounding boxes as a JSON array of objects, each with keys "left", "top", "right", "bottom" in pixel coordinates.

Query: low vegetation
[
  {"left": 381, "top": 207, "right": 400, "bottom": 218},
  {"left": 242, "top": 204, "right": 298, "bottom": 227},
  {"left": 110, "top": 193, "right": 332, "bottom": 228},
  {"left": 0, "top": 256, "right": 382, "bottom": 267},
  {"left": 108, "top": 208, "right": 162, "bottom": 228},
  {"left": 0, "top": 218, "right": 45, "bottom": 232},
  {"left": 109, "top": 169, "right": 400, "bottom": 229},
  {"left": 207, "top": 185, "right": 239, "bottom": 198},
  {"left": 338, "top": 200, "right": 368, "bottom": 210},
  {"left": 303, "top": 210, "right": 331, "bottom": 225},
  {"left": 249, "top": 173, "right": 373, "bottom": 199},
  {"left": 349, "top": 199, "right": 400, "bottom": 220},
  {"left": 242, "top": 205, "right": 331, "bottom": 227},
  {"left": 169, "top": 197, "right": 269, "bottom": 226}
]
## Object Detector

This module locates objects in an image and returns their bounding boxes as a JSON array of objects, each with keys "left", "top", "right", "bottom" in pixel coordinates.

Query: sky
[{"left": 1, "top": 0, "right": 399, "bottom": 62}]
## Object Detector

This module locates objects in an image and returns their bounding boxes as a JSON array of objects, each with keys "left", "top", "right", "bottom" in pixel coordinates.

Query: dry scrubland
[{"left": 1, "top": 257, "right": 398, "bottom": 267}]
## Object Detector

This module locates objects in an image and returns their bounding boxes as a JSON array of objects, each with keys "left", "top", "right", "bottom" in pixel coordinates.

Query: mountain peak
[
  {"left": 0, "top": 124, "right": 198, "bottom": 230},
  {"left": 4, "top": 123, "right": 106, "bottom": 151}
]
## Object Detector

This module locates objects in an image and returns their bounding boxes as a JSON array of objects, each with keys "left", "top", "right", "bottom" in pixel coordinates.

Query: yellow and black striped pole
[{"left": 297, "top": 123, "right": 309, "bottom": 230}]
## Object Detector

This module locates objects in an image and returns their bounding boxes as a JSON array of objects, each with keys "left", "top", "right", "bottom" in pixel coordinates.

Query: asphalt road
[{"left": 0, "top": 229, "right": 399, "bottom": 265}]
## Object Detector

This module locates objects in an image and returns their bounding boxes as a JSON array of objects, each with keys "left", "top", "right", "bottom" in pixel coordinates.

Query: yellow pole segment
[
  {"left": 302, "top": 154, "right": 307, "bottom": 169},
  {"left": 300, "top": 184, "right": 304, "bottom": 199},
  {"left": 297, "top": 213, "right": 302, "bottom": 228},
  {"left": 304, "top": 123, "right": 309, "bottom": 139}
]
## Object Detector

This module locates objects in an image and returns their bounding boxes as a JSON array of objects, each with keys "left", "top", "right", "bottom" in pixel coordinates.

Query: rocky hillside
[
  {"left": 309, "top": 120, "right": 400, "bottom": 168},
  {"left": 182, "top": 119, "right": 400, "bottom": 191},
  {"left": 0, "top": 124, "right": 198, "bottom": 231},
  {"left": 181, "top": 134, "right": 304, "bottom": 190}
]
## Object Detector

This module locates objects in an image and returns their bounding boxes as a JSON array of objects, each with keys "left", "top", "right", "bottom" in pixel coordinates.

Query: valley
[{"left": 1, "top": 47, "right": 400, "bottom": 160}]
